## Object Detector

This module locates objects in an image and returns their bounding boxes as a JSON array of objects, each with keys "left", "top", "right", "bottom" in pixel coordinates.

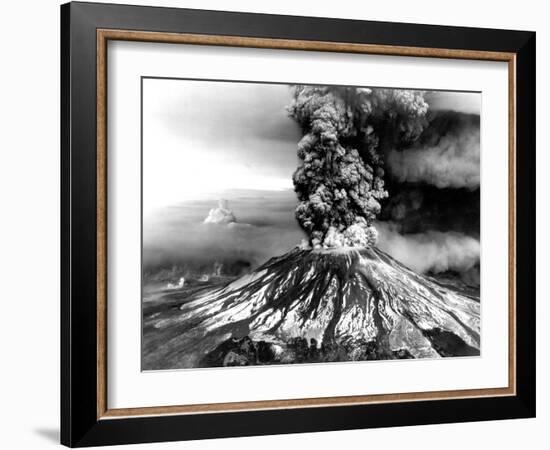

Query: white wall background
[{"left": 0, "top": 0, "right": 545, "bottom": 448}]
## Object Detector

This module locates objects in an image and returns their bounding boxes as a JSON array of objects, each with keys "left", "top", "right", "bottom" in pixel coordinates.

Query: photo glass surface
[{"left": 142, "top": 79, "right": 481, "bottom": 371}]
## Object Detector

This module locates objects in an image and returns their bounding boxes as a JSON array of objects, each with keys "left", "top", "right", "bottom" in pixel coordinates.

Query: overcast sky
[{"left": 142, "top": 79, "right": 480, "bottom": 214}]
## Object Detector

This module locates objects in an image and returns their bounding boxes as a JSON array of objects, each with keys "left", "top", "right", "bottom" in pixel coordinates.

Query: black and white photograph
[{"left": 141, "top": 79, "right": 481, "bottom": 370}]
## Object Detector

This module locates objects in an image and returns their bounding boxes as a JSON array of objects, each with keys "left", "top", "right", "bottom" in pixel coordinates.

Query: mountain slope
[{"left": 143, "top": 247, "right": 480, "bottom": 369}]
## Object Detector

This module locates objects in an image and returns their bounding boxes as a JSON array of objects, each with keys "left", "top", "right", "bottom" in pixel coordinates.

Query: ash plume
[
  {"left": 287, "top": 86, "right": 429, "bottom": 249},
  {"left": 386, "top": 112, "right": 480, "bottom": 189}
]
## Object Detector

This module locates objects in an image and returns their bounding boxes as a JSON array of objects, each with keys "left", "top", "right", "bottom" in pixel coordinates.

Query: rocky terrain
[{"left": 142, "top": 246, "right": 480, "bottom": 370}]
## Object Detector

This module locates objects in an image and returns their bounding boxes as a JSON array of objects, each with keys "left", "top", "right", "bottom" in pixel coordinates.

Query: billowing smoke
[
  {"left": 386, "top": 112, "right": 480, "bottom": 189},
  {"left": 287, "top": 86, "right": 428, "bottom": 249},
  {"left": 376, "top": 221, "right": 480, "bottom": 275}
]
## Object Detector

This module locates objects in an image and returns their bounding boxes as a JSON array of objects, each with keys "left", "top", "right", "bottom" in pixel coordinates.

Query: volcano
[{"left": 142, "top": 247, "right": 480, "bottom": 370}]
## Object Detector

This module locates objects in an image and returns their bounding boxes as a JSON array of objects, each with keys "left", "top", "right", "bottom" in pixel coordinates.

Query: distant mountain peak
[{"left": 203, "top": 199, "right": 237, "bottom": 225}]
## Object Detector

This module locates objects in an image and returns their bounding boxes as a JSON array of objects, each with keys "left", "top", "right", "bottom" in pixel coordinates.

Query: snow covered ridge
[{"left": 142, "top": 246, "right": 480, "bottom": 370}]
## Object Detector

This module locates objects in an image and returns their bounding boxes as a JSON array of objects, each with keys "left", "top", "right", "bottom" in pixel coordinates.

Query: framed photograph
[{"left": 61, "top": 2, "right": 536, "bottom": 447}]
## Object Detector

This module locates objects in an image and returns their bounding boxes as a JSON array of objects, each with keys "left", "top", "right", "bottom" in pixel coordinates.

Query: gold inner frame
[{"left": 96, "top": 29, "right": 517, "bottom": 420}]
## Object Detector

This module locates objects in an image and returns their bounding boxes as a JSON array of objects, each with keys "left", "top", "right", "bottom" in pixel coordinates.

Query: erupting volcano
[{"left": 142, "top": 81, "right": 481, "bottom": 370}]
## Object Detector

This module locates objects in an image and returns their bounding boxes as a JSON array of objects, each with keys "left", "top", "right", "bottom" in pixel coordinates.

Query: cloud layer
[
  {"left": 376, "top": 221, "right": 480, "bottom": 274},
  {"left": 143, "top": 190, "right": 306, "bottom": 279}
]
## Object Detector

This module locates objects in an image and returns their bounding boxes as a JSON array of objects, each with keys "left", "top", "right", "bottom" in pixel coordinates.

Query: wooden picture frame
[{"left": 61, "top": 1, "right": 535, "bottom": 447}]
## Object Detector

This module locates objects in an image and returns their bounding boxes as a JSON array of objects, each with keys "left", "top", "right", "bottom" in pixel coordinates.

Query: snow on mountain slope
[{"left": 143, "top": 246, "right": 480, "bottom": 370}]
